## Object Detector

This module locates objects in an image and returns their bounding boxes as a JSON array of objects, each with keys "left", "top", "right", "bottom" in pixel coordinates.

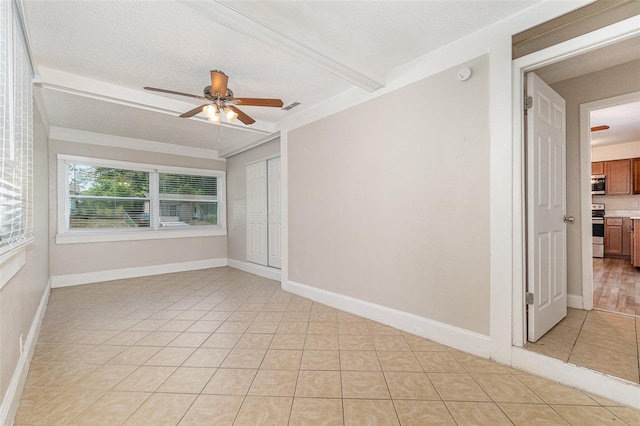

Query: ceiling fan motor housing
[{"left": 204, "top": 86, "right": 234, "bottom": 102}]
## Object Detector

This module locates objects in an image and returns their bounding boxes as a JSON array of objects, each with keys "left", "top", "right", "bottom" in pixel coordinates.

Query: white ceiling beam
[
  {"left": 178, "top": 0, "right": 385, "bottom": 92},
  {"left": 36, "top": 67, "right": 274, "bottom": 135}
]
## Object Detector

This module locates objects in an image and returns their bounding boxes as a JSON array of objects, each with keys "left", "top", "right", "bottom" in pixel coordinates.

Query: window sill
[
  {"left": 0, "top": 245, "right": 28, "bottom": 290},
  {"left": 56, "top": 227, "right": 227, "bottom": 245}
]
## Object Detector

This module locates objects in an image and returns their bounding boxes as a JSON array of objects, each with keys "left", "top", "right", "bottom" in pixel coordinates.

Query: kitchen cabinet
[
  {"left": 633, "top": 158, "right": 640, "bottom": 194},
  {"left": 623, "top": 217, "right": 632, "bottom": 256},
  {"left": 633, "top": 219, "right": 640, "bottom": 267},
  {"left": 605, "top": 159, "right": 632, "bottom": 195},
  {"left": 605, "top": 217, "right": 624, "bottom": 255},
  {"left": 592, "top": 161, "right": 605, "bottom": 175}
]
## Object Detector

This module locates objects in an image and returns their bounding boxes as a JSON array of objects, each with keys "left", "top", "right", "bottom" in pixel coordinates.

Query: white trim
[
  {"left": 0, "top": 279, "right": 50, "bottom": 425},
  {"left": 579, "top": 91, "right": 640, "bottom": 310},
  {"left": 220, "top": 133, "right": 281, "bottom": 159},
  {"left": 284, "top": 280, "right": 491, "bottom": 358},
  {"left": 56, "top": 227, "right": 227, "bottom": 245},
  {"left": 0, "top": 246, "right": 26, "bottom": 290},
  {"left": 512, "top": 347, "right": 640, "bottom": 409},
  {"left": 246, "top": 153, "right": 281, "bottom": 167},
  {"left": 280, "top": 131, "right": 289, "bottom": 294},
  {"left": 37, "top": 67, "right": 274, "bottom": 135},
  {"left": 56, "top": 154, "right": 227, "bottom": 243},
  {"left": 509, "top": 15, "right": 640, "bottom": 408},
  {"left": 227, "top": 259, "right": 281, "bottom": 281},
  {"left": 49, "top": 126, "right": 222, "bottom": 160},
  {"left": 566, "top": 294, "right": 583, "bottom": 309},
  {"left": 50, "top": 258, "right": 227, "bottom": 288},
  {"left": 177, "top": 1, "right": 383, "bottom": 92}
]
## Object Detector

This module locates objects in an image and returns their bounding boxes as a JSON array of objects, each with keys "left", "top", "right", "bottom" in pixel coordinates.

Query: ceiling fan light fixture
[
  {"left": 224, "top": 107, "right": 238, "bottom": 122},
  {"left": 203, "top": 104, "right": 219, "bottom": 122}
]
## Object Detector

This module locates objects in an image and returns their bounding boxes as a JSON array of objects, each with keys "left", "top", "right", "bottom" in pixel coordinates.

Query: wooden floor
[{"left": 593, "top": 257, "right": 640, "bottom": 316}]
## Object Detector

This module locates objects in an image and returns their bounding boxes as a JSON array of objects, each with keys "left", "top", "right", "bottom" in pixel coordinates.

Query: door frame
[
  {"left": 511, "top": 17, "right": 640, "bottom": 348},
  {"left": 580, "top": 91, "right": 640, "bottom": 309}
]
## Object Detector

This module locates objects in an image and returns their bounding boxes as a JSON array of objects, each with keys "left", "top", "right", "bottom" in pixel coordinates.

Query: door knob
[{"left": 564, "top": 215, "right": 575, "bottom": 224}]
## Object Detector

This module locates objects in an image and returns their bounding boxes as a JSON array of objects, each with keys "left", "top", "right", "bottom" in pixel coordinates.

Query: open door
[{"left": 527, "top": 72, "right": 568, "bottom": 342}]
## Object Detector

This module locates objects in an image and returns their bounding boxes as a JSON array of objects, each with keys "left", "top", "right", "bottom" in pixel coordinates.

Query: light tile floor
[
  {"left": 15, "top": 267, "right": 640, "bottom": 425},
  {"left": 527, "top": 307, "right": 640, "bottom": 384}
]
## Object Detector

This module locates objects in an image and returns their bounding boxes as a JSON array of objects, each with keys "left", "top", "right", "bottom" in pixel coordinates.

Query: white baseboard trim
[
  {"left": 227, "top": 259, "right": 281, "bottom": 281},
  {"left": 283, "top": 280, "right": 490, "bottom": 358},
  {"left": 512, "top": 346, "right": 640, "bottom": 409},
  {"left": 567, "top": 294, "right": 583, "bottom": 309},
  {"left": 0, "top": 279, "right": 51, "bottom": 426},
  {"left": 50, "top": 258, "right": 228, "bottom": 288}
]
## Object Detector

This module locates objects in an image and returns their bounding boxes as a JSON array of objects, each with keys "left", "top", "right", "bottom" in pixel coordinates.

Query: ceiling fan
[
  {"left": 144, "top": 70, "right": 283, "bottom": 125},
  {"left": 591, "top": 125, "right": 610, "bottom": 132}
]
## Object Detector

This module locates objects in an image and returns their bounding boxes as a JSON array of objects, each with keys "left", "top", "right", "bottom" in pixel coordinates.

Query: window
[
  {"left": 58, "top": 155, "right": 226, "bottom": 243},
  {"left": 0, "top": 1, "right": 33, "bottom": 257}
]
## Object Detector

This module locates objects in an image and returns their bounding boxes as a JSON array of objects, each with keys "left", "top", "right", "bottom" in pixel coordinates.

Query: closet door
[
  {"left": 267, "top": 157, "right": 281, "bottom": 268},
  {"left": 246, "top": 161, "right": 268, "bottom": 265}
]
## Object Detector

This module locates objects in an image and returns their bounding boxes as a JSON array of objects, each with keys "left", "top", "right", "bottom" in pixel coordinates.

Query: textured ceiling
[{"left": 21, "top": 0, "right": 548, "bottom": 156}]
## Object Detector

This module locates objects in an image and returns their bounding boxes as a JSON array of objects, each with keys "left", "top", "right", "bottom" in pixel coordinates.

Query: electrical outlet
[
  {"left": 633, "top": 202, "right": 638, "bottom": 208},
  {"left": 19, "top": 333, "right": 24, "bottom": 355}
]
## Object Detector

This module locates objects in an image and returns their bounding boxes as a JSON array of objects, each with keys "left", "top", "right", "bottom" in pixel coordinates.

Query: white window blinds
[{"left": 0, "top": 1, "right": 33, "bottom": 256}]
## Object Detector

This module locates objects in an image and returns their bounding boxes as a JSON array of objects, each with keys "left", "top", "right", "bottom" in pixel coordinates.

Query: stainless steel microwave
[{"left": 591, "top": 174, "right": 605, "bottom": 195}]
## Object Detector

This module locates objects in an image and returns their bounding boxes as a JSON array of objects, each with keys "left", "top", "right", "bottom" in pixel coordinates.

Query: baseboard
[
  {"left": 283, "top": 280, "right": 490, "bottom": 358},
  {"left": 0, "top": 279, "right": 51, "bottom": 425},
  {"left": 227, "top": 259, "right": 281, "bottom": 281},
  {"left": 567, "top": 294, "right": 583, "bottom": 309},
  {"left": 50, "top": 258, "right": 228, "bottom": 288},
  {"left": 512, "top": 346, "right": 640, "bottom": 409}
]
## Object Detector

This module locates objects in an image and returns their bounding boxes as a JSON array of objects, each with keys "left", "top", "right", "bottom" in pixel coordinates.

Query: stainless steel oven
[
  {"left": 592, "top": 203, "right": 605, "bottom": 258},
  {"left": 591, "top": 174, "right": 606, "bottom": 195}
]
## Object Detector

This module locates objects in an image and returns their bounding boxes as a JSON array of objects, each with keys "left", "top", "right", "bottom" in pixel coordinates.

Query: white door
[
  {"left": 246, "top": 161, "right": 268, "bottom": 265},
  {"left": 527, "top": 72, "right": 568, "bottom": 342},
  {"left": 267, "top": 157, "right": 282, "bottom": 268}
]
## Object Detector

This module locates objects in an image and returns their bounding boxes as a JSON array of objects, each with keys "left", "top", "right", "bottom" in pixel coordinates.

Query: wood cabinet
[
  {"left": 592, "top": 161, "right": 605, "bottom": 175},
  {"left": 605, "top": 217, "right": 624, "bottom": 255},
  {"left": 633, "top": 219, "right": 640, "bottom": 267},
  {"left": 623, "top": 217, "right": 632, "bottom": 256},
  {"left": 633, "top": 158, "right": 640, "bottom": 194},
  {"left": 605, "top": 159, "right": 632, "bottom": 195}
]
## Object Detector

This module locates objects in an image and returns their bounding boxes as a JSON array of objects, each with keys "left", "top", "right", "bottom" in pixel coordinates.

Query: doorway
[
  {"left": 516, "top": 27, "right": 640, "bottom": 386},
  {"left": 581, "top": 92, "right": 640, "bottom": 317}
]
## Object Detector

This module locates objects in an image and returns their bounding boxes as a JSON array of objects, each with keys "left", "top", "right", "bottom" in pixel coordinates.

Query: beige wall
[
  {"left": 592, "top": 141, "right": 640, "bottom": 161},
  {"left": 288, "top": 56, "right": 490, "bottom": 335},
  {"left": 1, "top": 106, "right": 49, "bottom": 404},
  {"left": 550, "top": 59, "right": 640, "bottom": 297},
  {"left": 226, "top": 139, "right": 280, "bottom": 263},
  {"left": 48, "top": 139, "right": 228, "bottom": 278}
]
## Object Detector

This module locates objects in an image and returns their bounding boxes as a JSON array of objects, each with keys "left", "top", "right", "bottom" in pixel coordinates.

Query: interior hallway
[
  {"left": 593, "top": 257, "right": 640, "bottom": 316},
  {"left": 15, "top": 268, "right": 640, "bottom": 425}
]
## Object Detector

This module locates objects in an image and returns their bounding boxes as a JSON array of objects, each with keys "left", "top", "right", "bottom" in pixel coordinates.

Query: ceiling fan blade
[
  {"left": 144, "top": 87, "right": 207, "bottom": 100},
  {"left": 179, "top": 104, "right": 209, "bottom": 118},
  {"left": 229, "top": 105, "right": 255, "bottom": 125},
  {"left": 591, "top": 125, "right": 610, "bottom": 132},
  {"left": 233, "top": 98, "right": 284, "bottom": 108},
  {"left": 210, "top": 70, "right": 228, "bottom": 97}
]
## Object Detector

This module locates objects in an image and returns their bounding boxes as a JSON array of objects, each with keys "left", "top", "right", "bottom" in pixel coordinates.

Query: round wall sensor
[{"left": 457, "top": 67, "right": 472, "bottom": 81}]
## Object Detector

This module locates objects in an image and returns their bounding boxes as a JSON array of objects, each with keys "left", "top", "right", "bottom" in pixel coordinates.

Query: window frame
[
  {"left": 0, "top": 0, "right": 34, "bottom": 260},
  {"left": 56, "top": 154, "right": 226, "bottom": 244}
]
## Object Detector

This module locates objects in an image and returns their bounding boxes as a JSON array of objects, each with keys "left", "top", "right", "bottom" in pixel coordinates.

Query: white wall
[
  {"left": 288, "top": 55, "right": 490, "bottom": 335},
  {"left": 0, "top": 105, "right": 49, "bottom": 415},
  {"left": 226, "top": 138, "right": 280, "bottom": 263},
  {"left": 48, "top": 137, "right": 228, "bottom": 282}
]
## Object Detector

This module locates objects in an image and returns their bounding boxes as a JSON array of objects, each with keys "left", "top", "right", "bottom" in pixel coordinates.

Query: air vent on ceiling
[{"left": 282, "top": 101, "right": 301, "bottom": 111}]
